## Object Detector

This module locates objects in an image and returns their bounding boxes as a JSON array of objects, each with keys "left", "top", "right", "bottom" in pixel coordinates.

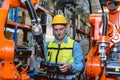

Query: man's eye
[
  {"left": 60, "top": 28, "right": 64, "bottom": 30},
  {"left": 54, "top": 29, "right": 58, "bottom": 31}
]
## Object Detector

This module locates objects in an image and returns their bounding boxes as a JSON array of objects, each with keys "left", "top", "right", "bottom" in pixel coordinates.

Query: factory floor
[{"left": 27, "top": 57, "right": 41, "bottom": 79}]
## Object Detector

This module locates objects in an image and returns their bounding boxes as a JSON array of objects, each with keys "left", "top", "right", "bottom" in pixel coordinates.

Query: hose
[
  {"left": 24, "top": 0, "right": 38, "bottom": 24},
  {"left": 99, "top": 0, "right": 104, "bottom": 13},
  {"left": 102, "top": 13, "right": 108, "bottom": 36},
  {"left": 88, "top": 0, "right": 92, "bottom": 14}
]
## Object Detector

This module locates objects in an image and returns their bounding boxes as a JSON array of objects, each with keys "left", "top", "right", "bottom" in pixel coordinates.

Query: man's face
[{"left": 53, "top": 24, "right": 67, "bottom": 41}]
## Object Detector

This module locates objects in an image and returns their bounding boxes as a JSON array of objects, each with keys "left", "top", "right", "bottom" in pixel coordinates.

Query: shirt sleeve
[{"left": 70, "top": 41, "right": 84, "bottom": 73}]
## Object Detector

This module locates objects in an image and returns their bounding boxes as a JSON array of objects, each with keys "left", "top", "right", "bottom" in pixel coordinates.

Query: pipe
[
  {"left": 24, "top": 0, "right": 38, "bottom": 24},
  {"left": 99, "top": 0, "right": 104, "bottom": 13},
  {"left": 14, "top": 8, "right": 18, "bottom": 45},
  {"left": 102, "top": 13, "right": 108, "bottom": 36},
  {"left": 88, "top": 0, "right": 92, "bottom": 14}
]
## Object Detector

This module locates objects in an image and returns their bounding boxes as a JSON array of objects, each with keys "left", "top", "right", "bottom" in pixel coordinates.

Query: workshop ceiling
[
  {"left": 49, "top": 0, "right": 102, "bottom": 14},
  {"left": 77, "top": 0, "right": 101, "bottom": 14}
]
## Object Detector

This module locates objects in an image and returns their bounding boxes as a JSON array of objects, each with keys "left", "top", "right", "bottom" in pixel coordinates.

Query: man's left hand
[{"left": 59, "top": 63, "right": 71, "bottom": 73}]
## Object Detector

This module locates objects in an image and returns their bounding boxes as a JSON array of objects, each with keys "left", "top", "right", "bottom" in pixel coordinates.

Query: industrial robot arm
[
  {"left": 0, "top": 0, "right": 43, "bottom": 79},
  {"left": 86, "top": 0, "right": 120, "bottom": 80},
  {"left": 21, "top": 0, "right": 45, "bottom": 60}
]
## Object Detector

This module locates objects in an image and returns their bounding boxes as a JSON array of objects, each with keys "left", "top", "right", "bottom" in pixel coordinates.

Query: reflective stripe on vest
[{"left": 47, "top": 37, "right": 74, "bottom": 63}]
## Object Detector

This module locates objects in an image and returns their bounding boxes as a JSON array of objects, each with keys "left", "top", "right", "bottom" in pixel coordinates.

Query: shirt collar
[{"left": 54, "top": 35, "right": 68, "bottom": 44}]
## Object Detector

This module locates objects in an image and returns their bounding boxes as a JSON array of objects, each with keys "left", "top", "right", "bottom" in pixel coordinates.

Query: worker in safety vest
[{"left": 44, "top": 14, "right": 84, "bottom": 80}]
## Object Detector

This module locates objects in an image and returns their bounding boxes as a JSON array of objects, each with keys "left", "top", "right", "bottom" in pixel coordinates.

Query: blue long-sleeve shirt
[{"left": 44, "top": 35, "right": 84, "bottom": 73}]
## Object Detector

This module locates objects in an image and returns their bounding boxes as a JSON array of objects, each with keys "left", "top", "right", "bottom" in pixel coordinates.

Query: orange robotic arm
[
  {"left": 0, "top": 0, "right": 38, "bottom": 79},
  {"left": 86, "top": 0, "right": 120, "bottom": 80}
]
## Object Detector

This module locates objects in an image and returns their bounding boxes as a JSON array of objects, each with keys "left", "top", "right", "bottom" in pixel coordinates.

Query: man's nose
[{"left": 57, "top": 30, "right": 61, "bottom": 34}]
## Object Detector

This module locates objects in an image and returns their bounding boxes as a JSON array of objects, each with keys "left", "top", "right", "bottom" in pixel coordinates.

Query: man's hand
[{"left": 59, "top": 63, "right": 72, "bottom": 73}]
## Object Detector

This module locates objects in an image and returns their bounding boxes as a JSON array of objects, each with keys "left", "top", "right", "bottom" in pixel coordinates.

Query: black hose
[
  {"left": 25, "top": 0, "right": 38, "bottom": 24},
  {"left": 88, "top": 0, "right": 92, "bottom": 14},
  {"left": 99, "top": 0, "right": 104, "bottom": 13},
  {"left": 102, "top": 13, "right": 108, "bottom": 36}
]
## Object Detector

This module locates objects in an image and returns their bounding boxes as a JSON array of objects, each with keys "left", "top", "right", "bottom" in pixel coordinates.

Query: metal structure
[
  {"left": 85, "top": 0, "right": 120, "bottom": 80},
  {"left": 0, "top": 0, "right": 44, "bottom": 79}
]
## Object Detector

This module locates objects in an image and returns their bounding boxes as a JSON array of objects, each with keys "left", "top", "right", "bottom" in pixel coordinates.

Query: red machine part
[
  {"left": 86, "top": 0, "right": 120, "bottom": 80},
  {"left": 0, "top": 0, "right": 37, "bottom": 79},
  {"left": 86, "top": 56, "right": 118, "bottom": 80}
]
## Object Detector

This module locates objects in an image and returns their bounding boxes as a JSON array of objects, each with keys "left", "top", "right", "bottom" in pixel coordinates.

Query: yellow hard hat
[{"left": 52, "top": 14, "right": 68, "bottom": 26}]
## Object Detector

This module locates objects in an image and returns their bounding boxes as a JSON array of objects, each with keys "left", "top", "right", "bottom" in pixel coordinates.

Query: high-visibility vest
[{"left": 47, "top": 37, "right": 74, "bottom": 63}]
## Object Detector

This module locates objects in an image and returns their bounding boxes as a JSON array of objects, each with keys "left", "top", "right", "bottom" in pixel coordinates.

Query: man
[{"left": 44, "top": 14, "right": 84, "bottom": 80}]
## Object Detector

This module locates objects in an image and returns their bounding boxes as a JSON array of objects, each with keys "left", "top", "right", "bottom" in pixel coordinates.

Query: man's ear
[{"left": 65, "top": 26, "right": 68, "bottom": 31}]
